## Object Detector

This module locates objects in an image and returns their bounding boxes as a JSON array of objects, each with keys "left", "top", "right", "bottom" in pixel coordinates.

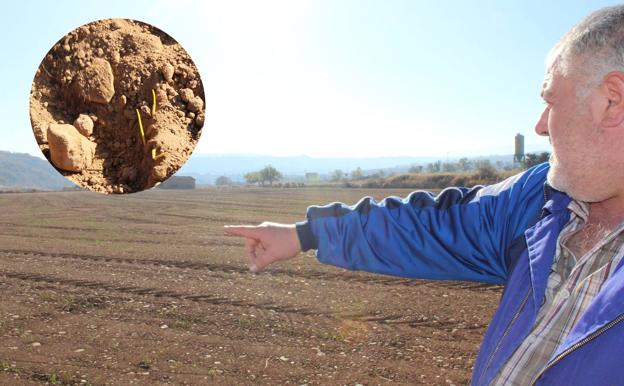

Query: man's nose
[{"left": 534, "top": 108, "right": 549, "bottom": 136}]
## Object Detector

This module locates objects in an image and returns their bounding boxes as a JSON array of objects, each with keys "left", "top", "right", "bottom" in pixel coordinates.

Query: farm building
[{"left": 158, "top": 176, "right": 196, "bottom": 189}]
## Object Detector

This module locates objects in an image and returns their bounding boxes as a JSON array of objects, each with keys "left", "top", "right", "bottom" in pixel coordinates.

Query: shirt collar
[
  {"left": 567, "top": 199, "right": 590, "bottom": 223},
  {"left": 565, "top": 197, "right": 624, "bottom": 238}
]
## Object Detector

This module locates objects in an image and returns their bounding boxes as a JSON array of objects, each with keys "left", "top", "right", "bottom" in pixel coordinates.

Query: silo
[{"left": 514, "top": 133, "right": 525, "bottom": 163}]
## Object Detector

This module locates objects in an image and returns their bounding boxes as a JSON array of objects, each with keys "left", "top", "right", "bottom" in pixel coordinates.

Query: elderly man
[{"left": 225, "top": 6, "right": 624, "bottom": 385}]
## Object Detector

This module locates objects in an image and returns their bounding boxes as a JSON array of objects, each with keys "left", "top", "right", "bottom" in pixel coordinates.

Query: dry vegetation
[{"left": 349, "top": 169, "right": 518, "bottom": 190}]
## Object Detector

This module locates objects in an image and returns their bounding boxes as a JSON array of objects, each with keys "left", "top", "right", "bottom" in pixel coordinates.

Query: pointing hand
[{"left": 223, "top": 222, "right": 302, "bottom": 272}]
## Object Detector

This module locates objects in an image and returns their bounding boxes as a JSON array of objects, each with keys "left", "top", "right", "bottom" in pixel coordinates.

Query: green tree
[
  {"left": 458, "top": 157, "right": 472, "bottom": 172},
  {"left": 474, "top": 160, "right": 497, "bottom": 179},
  {"left": 523, "top": 152, "right": 551, "bottom": 169},
  {"left": 244, "top": 171, "right": 260, "bottom": 185},
  {"left": 442, "top": 162, "right": 458, "bottom": 173},
  {"left": 350, "top": 167, "right": 364, "bottom": 180},
  {"left": 409, "top": 164, "right": 423, "bottom": 173},
  {"left": 331, "top": 169, "right": 345, "bottom": 182},
  {"left": 215, "top": 175, "right": 232, "bottom": 186},
  {"left": 259, "top": 165, "right": 282, "bottom": 186},
  {"left": 426, "top": 160, "right": 442, "bottom": 173}
]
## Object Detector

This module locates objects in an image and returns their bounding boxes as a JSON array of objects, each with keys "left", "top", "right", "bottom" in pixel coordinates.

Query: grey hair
[{"left": 547, "top": 5, "right": 624, "bottom": 95}]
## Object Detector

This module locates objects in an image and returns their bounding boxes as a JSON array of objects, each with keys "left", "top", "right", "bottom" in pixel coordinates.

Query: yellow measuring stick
[
  {"left": 151, "top": 89, "right": 157, "bottom": 116},
  {"left": 136, "top": 109, "right": 146, "bottom": 146},
  {"left": 137, "top": 90, "right": 164, "bottom": 160},
  {"left": 151, "top": 148, "right": 166, "bottom": 161}
]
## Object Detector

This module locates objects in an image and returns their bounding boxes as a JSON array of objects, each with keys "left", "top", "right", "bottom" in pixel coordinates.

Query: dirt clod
[
  {"left": 161, "top": 62, "right": 175, "bottom": 83},
  {"left": 73, "top": 114, "right": 94, "bottom": 137},
  {"left": 187, "top": 96, "right": 204, "bottom": 113},
  {"left": 179, "top": 88, "right": 194, "bottom": 103},
  {"left": 47, "top": 123, "right": 95, "bottom": 172},
  {"left": 73, "top": 58, "right": 115, "bottom": 104}
]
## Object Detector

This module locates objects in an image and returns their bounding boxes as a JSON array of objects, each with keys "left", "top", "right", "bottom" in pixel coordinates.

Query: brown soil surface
[
  {"left": 0, "top": 188, "right": 501, "bottom": 385},
  {"left": 29, "top": 19, "right": 204, "bottom": 194}
]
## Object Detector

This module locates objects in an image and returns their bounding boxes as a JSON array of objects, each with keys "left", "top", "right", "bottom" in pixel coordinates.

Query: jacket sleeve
[{"left": 296, "top": 163, "right": 550, "bottom": 284}]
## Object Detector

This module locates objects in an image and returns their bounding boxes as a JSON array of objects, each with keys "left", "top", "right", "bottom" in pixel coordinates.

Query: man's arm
[{"left": 225, "top": 163, "right": 550, "bottom": 284}]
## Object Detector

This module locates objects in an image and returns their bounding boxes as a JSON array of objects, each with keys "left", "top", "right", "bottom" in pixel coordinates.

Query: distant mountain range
[
  {"left": 176, "top": 153, "right": 521, "bottom": 184},
  {"left": 0, "top": 151, "right": 74, "bottom": 190},
  {"left": 0, "top": 150, "right": 540, "bottom": 189}
]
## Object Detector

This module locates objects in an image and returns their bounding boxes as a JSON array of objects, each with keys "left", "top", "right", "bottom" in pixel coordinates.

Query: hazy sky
[{"left": 1, "top": 1, "right": 621, "bottom": 158}]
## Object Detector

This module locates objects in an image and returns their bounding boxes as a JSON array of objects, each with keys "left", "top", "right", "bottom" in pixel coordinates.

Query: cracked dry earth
[
  {"left": 29, "top": 18, "right": 204, "bottom": 194},
  {"left": 0, "top": 188, "right": 501, "bottom": 385}
]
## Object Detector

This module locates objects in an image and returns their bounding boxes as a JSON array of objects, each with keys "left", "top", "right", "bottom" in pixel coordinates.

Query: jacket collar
[
  {"left": 541, "top": 183, "right": 573, "bottom": 217},
  {"left": 525, "top": 182, "right": 573, "bottom": 316}
]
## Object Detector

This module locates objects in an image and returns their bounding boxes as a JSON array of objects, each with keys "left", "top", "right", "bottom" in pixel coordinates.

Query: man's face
[{"left": 535, "top": 69, "right": 610, "bottom": 202}]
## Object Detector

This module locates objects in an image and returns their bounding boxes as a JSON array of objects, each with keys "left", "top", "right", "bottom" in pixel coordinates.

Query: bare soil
[
  {"left": 0, "top": 188, "right": 501, "bottom": 385},
  {"left": 29, "top": 19, "right": 204, "bottom": 194}
]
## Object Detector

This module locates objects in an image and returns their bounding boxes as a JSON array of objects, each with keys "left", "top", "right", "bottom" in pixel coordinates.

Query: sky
[{"left": 1, "top": 0, "right": 622, "bottom": 159}]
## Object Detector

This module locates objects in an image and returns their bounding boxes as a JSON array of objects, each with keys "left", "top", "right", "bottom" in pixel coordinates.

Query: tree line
[
  {"left": 215, "top": 165, "right": 282, "bottom": 186},
  {"left": 214, "top": 152, "right": 551, "bottom": 186}
]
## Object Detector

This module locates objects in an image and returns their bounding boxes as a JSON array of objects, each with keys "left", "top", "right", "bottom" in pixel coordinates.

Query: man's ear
[{"left": 600, "top": 71, "right": 624, "bottom": 128}]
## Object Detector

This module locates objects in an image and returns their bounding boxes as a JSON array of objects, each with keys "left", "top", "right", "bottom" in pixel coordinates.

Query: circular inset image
[{"left": 29, "top": 18, "right": 204, "bottom": 194}]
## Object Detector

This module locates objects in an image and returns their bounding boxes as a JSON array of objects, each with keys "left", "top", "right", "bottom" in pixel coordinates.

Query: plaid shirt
[{"left": 492, "top": 200, "right": 624, "bottom": 385}]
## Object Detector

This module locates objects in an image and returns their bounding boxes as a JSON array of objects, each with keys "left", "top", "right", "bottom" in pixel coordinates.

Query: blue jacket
[{"left": 296, "top": 163, "right": 624, "bottom": 385}]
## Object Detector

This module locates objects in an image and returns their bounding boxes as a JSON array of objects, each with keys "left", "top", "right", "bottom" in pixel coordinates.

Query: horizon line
[{"left": 1, "top": 149, "right": 551, "bottom": 160}]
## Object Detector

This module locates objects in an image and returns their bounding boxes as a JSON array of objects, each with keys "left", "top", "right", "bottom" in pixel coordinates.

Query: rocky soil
[{"left": 29, "top": 18, "right": 204, "bottom": 194}]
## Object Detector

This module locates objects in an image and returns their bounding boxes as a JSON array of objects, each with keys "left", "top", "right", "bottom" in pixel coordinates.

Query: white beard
[
  {"left": 546, "top": 153, "right": 569, "bottom": 193},
  {"left": 547, "top": 152, "right": 604, "bottom": 203}
]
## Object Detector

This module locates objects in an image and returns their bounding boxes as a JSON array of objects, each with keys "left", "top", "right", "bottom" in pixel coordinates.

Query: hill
[{"left": 0, "top": 151, "right": 74, "bottom": 190}]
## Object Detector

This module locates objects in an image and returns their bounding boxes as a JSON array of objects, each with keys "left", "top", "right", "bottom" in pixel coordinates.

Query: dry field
[{"left": 0, "top": 187, "right": 501, "bottom": 385}]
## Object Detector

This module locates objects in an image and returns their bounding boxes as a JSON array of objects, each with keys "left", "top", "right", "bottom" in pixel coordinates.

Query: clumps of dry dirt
[{"left": 29, "top": 18, "right": 204, "bottom": 194}]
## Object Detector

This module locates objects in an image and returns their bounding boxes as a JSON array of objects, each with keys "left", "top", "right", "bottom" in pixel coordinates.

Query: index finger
[{"left": 223, "top": 225, "right": 262, "bottom": 238}]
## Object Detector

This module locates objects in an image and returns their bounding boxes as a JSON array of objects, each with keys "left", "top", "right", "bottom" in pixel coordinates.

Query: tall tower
[{"left": 514, "top": 133, "right": 525, "bottom": 164}]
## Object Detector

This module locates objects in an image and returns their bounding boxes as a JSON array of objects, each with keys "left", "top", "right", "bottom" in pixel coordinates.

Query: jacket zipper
[
  {"left": 476, "top": 287, "right": 532, "bottom": 385},
  {"left": 540, "top": 187, "right": 550, "bottom": 219},
  {"left": 530, "top": 312, "right": 624, "bottom": 385}
]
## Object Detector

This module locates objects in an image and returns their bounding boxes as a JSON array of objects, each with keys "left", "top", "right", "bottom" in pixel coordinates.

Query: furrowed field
[{"left": 0, "top": 188, "right": 501, "bottom": 385}]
